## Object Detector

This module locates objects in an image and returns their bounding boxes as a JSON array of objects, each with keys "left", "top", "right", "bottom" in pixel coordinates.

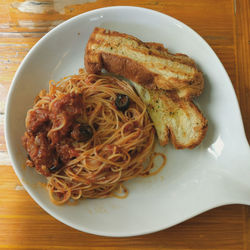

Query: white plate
[{"left": 5, "top": 6, "right": 250, "bottom": 237}]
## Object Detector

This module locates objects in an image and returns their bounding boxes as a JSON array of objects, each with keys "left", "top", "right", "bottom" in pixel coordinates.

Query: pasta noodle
[{"left": 22, "top": 69, "right": 166, "bottom": 205}]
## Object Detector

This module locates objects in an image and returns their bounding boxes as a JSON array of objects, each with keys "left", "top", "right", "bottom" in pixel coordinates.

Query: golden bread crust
[
  {"left": 84, "top": 27, "right": 208, "bottom": 149},
  {"left": 132, "top": 83, "right": 208, "bottom": 149},
  {"left": 84, "top": 27, "right": 204, "bottom": 100},
  {"left": 167, "top": 100, "right": 208, "bottom": 149}
]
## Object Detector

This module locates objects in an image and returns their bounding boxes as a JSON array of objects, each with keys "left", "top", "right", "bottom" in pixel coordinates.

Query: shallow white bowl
[{"left": 5, "top": 6, "right": 250, "bottom": 237}]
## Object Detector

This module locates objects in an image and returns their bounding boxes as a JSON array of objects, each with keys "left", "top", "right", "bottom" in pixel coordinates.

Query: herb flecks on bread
[{"left": 84, "top": 27, "right": 208, "bottom": 149}]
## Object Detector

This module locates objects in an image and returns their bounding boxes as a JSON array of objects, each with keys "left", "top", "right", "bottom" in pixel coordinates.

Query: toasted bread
[
  {"left": 85, "top": 27, "right": 204, "bottom": 99},
  {"left": 84, "top": 27, "right": 208, "bottom": 149},
  {"left": 132, "top": 81, "right": 208, "bottom": 149}
]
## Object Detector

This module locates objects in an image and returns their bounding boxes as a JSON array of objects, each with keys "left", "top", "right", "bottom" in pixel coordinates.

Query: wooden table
[{"left": 0, "top": 0, "right": 249, "bottom": 249}]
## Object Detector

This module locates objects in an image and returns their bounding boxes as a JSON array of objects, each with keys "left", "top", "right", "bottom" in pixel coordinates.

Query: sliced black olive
[
  {"left": 78, "top": 123, "right": 93, "bottom": 142},
  {"left": 49, "top": 164, "right": 62, "bottom": 173},
  {"left": 27, "top": 154, "right": 31, "bottom": 160},
  {"left": 49, "top": 158, "right": 63, "bottom": 173},
  {"left": 93, "top": 123, "right": 99, "bottom": 130},
  {"left": 115, "top": 94, "right": 130, "bottom": 112}
]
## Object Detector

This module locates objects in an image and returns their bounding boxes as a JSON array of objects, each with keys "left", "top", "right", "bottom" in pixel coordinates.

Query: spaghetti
[{"left": 22, "top": 69, "right": 166, "bottom": 204}]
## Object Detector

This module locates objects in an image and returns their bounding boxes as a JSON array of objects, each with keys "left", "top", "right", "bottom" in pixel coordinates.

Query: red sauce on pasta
[{"left": 22, "top": 93, "right": 83, "bottom": 176}]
